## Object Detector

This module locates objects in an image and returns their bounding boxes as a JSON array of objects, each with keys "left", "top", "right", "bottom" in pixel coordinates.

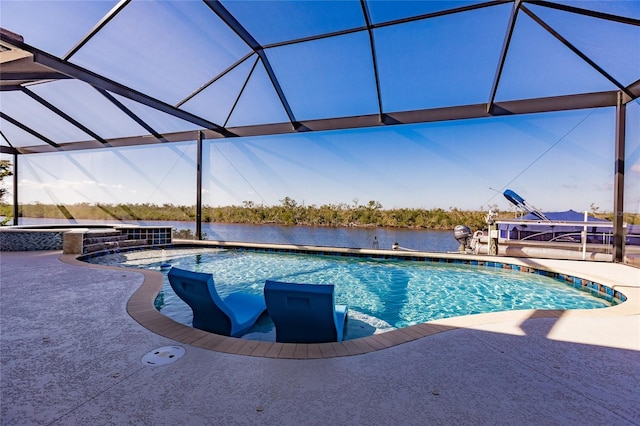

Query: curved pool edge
[{"left": 61, "top": 244, "right": 640, "bottom": 360}]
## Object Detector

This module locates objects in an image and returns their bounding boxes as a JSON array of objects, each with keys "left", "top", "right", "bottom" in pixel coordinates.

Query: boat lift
[
  {"left": 503, "top": 189, "right": 549, "bottom": 221},
  {"left": 480, "top": 189, "right": 547, "bottom": 256}
]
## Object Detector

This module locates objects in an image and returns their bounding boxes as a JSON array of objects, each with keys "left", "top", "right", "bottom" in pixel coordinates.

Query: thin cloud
[{"left": 20, "top": 179, "right": 126, "bottom": 191}]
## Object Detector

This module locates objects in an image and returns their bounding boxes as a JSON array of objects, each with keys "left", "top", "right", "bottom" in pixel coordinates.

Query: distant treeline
[
  {"left": 2, "top": 198, "right": 489, "bottom": 230},
  {"left": 1, "top": 198, "right": 635, "bottom": 230}
]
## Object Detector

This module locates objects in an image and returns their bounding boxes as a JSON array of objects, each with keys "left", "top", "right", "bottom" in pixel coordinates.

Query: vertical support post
[
  {"left": 612, "top": 92, "right": 625, "bottom": 263},
  {"left": 12, "top": 152, "right": 18, "bottom": 225},
  {"left": 196, "top": 131, "right": 203, "bottom": 241},
  {"left": 581, "top": 210, "right": 587, "bottom": 261}
]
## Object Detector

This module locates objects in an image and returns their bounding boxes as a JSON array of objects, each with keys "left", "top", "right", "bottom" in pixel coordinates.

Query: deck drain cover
[{"left": 142, "top": 346, "right": 185, "bottom": 366}]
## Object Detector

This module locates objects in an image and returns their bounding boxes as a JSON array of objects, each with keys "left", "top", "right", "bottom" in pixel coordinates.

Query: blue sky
[{"left": 1, "top": 1, "right": 639, "bottom": 214}]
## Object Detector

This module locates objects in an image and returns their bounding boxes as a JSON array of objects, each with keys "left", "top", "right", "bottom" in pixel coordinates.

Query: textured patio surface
[{"left": 1, "top": 250, "right": 638, "bottom": 425}]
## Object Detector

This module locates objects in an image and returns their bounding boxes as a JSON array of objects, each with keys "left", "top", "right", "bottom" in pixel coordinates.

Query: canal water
[{"left": 17, "top": 218, "right": 459, "bottom": 252}]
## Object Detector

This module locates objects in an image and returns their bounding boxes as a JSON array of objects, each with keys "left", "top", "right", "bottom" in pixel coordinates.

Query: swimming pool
[{"left": 88, "top": 247, "right": 611, "bottom": 341}]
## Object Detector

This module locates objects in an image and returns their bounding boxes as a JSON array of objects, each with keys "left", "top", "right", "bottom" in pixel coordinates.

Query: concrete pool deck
[{"left": 1, "top": 250, "right": 638, "bottom": 425}]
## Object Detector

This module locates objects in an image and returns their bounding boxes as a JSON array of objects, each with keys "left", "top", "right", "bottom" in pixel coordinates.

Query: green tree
[
  {"left": 0, "top": 160, "right": 13, "bottom": 225},
  {"left": 0, "top": 160, "right": 12, "bottom": 200}
]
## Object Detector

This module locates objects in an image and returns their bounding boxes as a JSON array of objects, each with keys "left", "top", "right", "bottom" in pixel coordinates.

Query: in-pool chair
[
  {"left": 263, "top": 280, "right": 348, "bottom": 343},
  {"left": 167, "top": 267, "right": 266, "bottom": 337}
]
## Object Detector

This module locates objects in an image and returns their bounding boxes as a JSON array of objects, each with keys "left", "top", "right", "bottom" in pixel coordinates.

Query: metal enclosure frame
[{"left": 1, "top": 0, "right": 638, "bottom": 262}]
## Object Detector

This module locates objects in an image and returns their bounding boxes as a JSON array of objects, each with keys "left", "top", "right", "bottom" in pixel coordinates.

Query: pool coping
[{"left": 61, "top": 241, "right": 640, "bottom": 359}]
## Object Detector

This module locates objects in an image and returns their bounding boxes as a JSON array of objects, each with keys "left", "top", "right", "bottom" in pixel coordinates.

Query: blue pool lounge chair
[
  {"left": 264, "top": 280, "right": 348, "bottom": 343},
  {"left": 167, "top": 267, "right": 266, "bottom": 337}
]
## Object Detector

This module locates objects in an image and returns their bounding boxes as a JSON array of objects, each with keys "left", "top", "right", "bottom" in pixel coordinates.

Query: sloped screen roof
[{"left": 0, "top": 0, "right": 638, "bottom": 154}]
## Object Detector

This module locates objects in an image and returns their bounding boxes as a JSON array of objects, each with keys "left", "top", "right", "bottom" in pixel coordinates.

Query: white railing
[{"left": 496, "top": 219, "right": 623, "bottom": 260}]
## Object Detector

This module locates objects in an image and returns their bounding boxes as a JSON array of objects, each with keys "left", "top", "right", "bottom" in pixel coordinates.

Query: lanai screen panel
[
  {"left": 222, "top": 0, "right": 367, "bottom": 45},
  {"left": 266, "top": 32, "right": 380, "bottom": 121},
  {"left": 27, "top": 80, "right": 152, "bottom": 139},
  {"left": 495, "top": 5, "right": 638, "bottom": 101},
  {"left": 0, "top": 0, "right": 638, "bottom": 153},
  {"left": 69, "top": 1, "right": 252, "bottom": 107},
  {"left": 375, "top": 4, "right": 511, "bottom": 111}
]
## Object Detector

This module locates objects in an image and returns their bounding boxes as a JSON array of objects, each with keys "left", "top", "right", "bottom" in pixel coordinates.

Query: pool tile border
[{"left": 68, "top": 242, "right": 633, "bottom": 359}]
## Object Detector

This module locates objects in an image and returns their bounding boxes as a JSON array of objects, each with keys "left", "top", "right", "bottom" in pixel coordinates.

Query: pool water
[{"left": 89, "top": 248, "right": 610, "bottom": 341}]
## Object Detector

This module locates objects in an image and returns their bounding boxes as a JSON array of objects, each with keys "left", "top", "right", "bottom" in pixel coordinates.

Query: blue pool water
[{"left": 88, "top": 248, "right": 610, "bottom": 340}]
